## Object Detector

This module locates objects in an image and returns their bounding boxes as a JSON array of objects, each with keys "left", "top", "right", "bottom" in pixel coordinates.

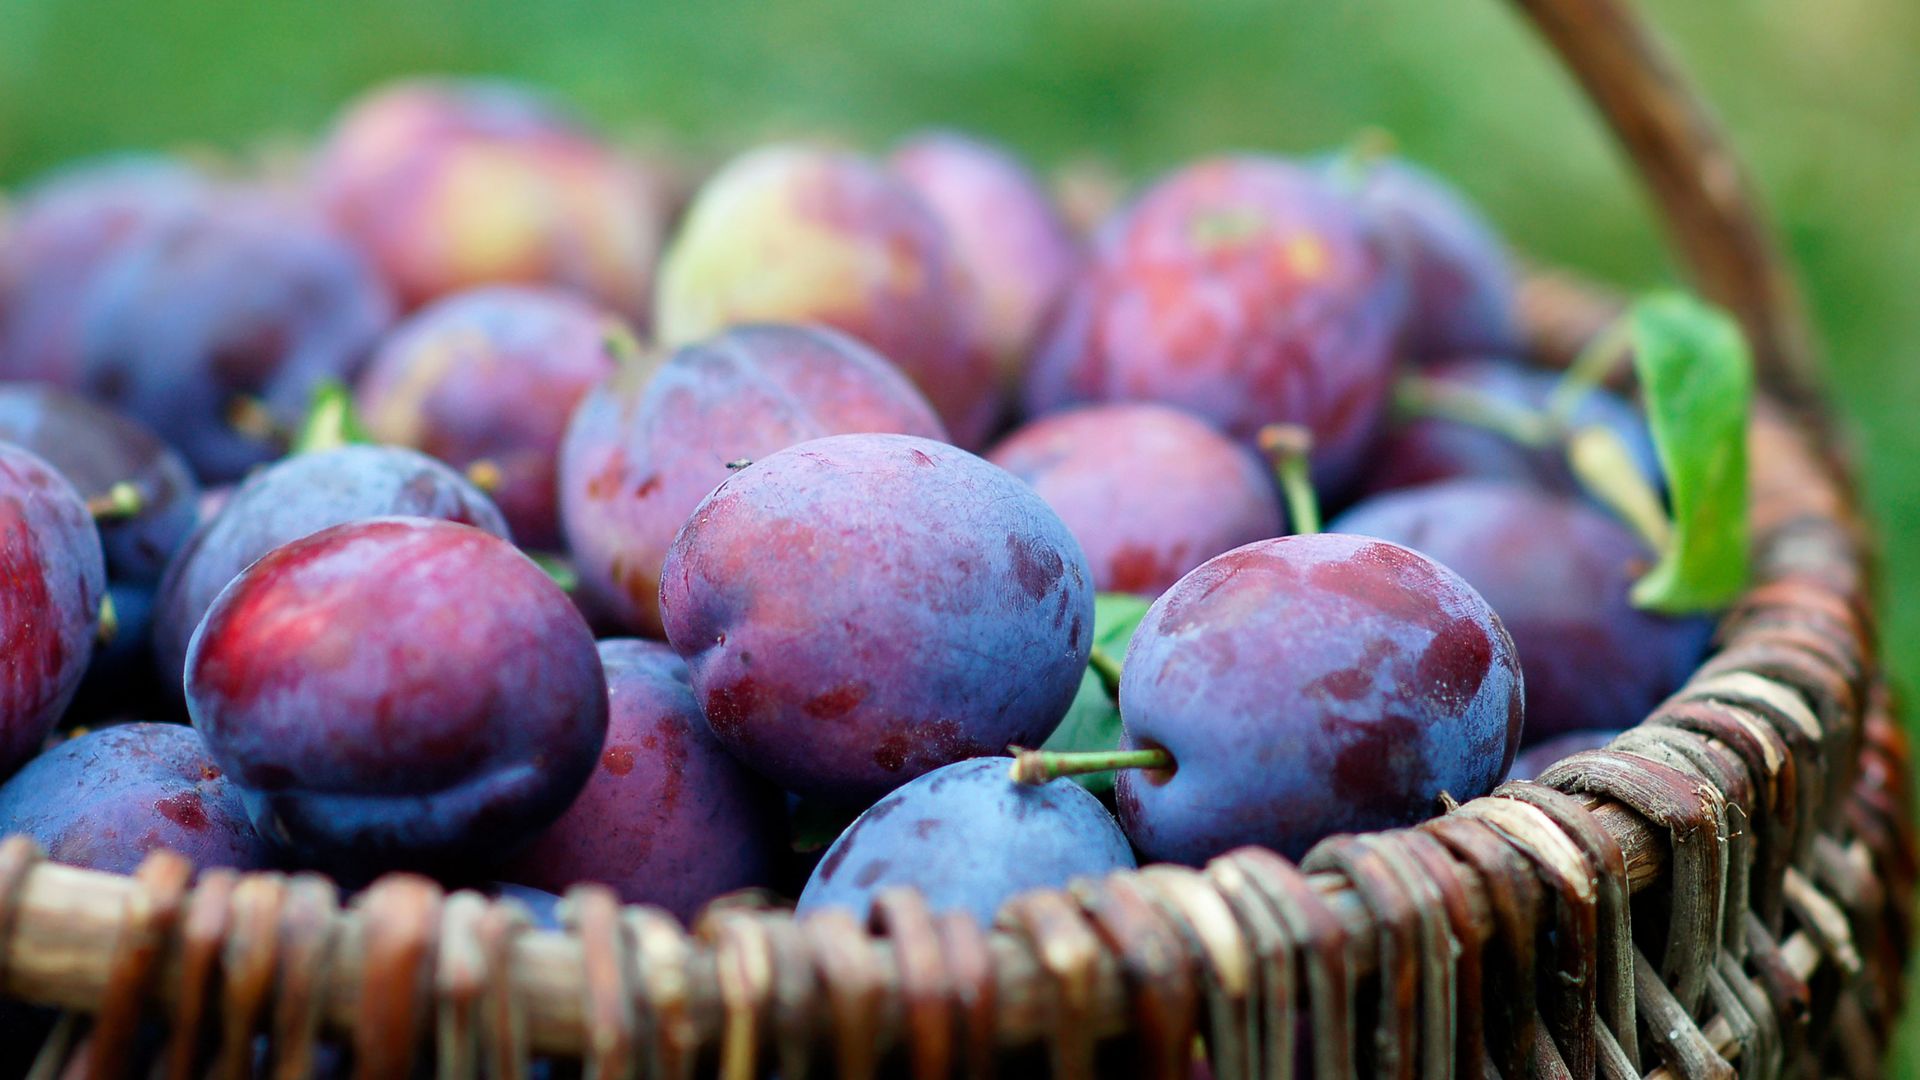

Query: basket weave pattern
[{"left": 0, "top": 0, "right": 1911, "bottom": 1076}]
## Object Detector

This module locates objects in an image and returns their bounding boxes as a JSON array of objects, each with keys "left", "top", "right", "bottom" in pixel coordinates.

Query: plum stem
[
  {"left": 1549, "top": 318, "right": 1635, "bottom": 422},
  {"left": 1087, "top": 646, "right": 1124, "bottom": 698},
  {"left": 1008, "top": 745, "right": 1175, "bottom": 785},
  {"left": 1258, "top": 424, "right": 1322, "bottom": 535},
  {"left": 527, "top": 552, "right": 579, "bottom": 593},
  {"left": 225, "top": 395, "right": 290, "bottom": 445},
  {"left": 86, "top": 481, "right": 143, "bottom": 521},
  {"left": 291, "top": 381, "right": 373, "bottom": 455},
  {"left": 1394, "top": 375, "right": 1558, "bottom": 448},
  {"left": 465, "top": 459, "right": 504, "bottom": 493},
  {"left": 603, "top": 321, "right": 647, "bottom": 368},
  {"left": 1569, "top": 424, "right": 1674, "bottom": 553},
  {"left": 97, "top": 593, "right": 118, "bottom": 645}
]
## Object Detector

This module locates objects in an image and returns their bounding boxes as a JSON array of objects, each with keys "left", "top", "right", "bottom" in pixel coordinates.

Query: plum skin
[
  {"left": 502, "top": 639, "right": 782, "bottom": 922},
  {"left": 889, "top": 130, "right": 1079, "bottom": 387},
  {"left": 654, "top": 144, "right": 999, "bottom": 448},
  {"left": 987, "top": 402, "right": 1283, "bottom": 596},
  {"left": 1025, "top": 155, "right": 1408, "bottom": 493},
  {"left": 151, "top": 444, "right": 508, "bottom": 692},
  {"left": 1330, "top": 480, "right": 1713, "bottom": 744},
  {"left": 185, "top": 517, "right": 606, "bottom": 872},
  {"left": 0, "top": 722, "right": 272, "bottom": 874},
  {"left": 797, "top": 757, "right": 1135, "bottom": 925},
  {"left": 1115, "top": 532, "right": 1522, "bottom": 865},
  {"left": 660, "top": 433, "right": 1094, "bottom": 804},
  {"left": 0, "top": 444, "right": 107, "bottom": 773},
  {"left": 559, "top": 323, "right": 947, "bottom": 636},
  {"left": 357, "top": 285, "right": 629, "bottom": 549}
]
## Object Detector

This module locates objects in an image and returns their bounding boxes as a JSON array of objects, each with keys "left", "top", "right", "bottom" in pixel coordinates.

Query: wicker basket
[{"left": 0, "top": 0, "right": 1911, "bottom": 1076}]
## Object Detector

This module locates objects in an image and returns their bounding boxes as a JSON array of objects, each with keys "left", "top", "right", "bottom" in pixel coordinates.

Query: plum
[
  {"left": 356, "top": 285, "right": 631, "bottom": 548},
  {"left": 1333, "top": 155, "right": 1519, "bottom": 360},
  {"left": 654, "top": 144, "right": 999, "bottom": 447},
  {"left": 1364, "top": 357, "right": 1659, "bottom": 499},
  {"left": 889, "top": 130, "right": 1079, "bottom": 387},
  {"left": 0, "top": 384, "right": 198, "bottom": 582},
  {"left": 987, "top": 402, "right": 1283, "bottom": 595},
  {"left": 1025, "top": 156, "right": 1408, "bottom": 493},
  {"left": 76, "top": 191, "right": 395, "bottom": 481},
  {"left": 0, "top": 156, "right": 210, "bottom": 388},
  {"left": 0, "top": 722, "right": 272, "bottom": 874},
  {"left": 1506, "top": 728, "right": 1621, "bottom": 782},
  {"left": 559, "top": 323, "right": 946, "bottom": 635},
  {"left": 67, "top": 581, "right": 168, "bottom": 725},
  {"left": 0, "top": 443, "right": 107, "bottom": 772},
  {"left": 660, "top": 433, "right": 1092, "bottom": 803},
  {"left": 1108, "top": 532, "right": 1521, "bottom": 864},
  {"left": 501, "top": 639, "right": 782, "bottom": 921},
  {"left": 152, "top": 445, "right": 508, "bottom": 692},
  {"left": 1331, "top": 480, "right": 1713, "bottom": 743},
  {"left": 315, "top": 78, "right": 667, "bottom": 323},
  {"left": 185, "top": 517, "right": 607, "bottom": 872},
  {"left": 797, "top": 757, "right": 1134, "bottom": 924}
]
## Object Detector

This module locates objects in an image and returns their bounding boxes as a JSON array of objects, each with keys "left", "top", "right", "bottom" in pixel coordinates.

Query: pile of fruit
[{"left": 0, "top": 79, "right": 1753, "bottom": 939}]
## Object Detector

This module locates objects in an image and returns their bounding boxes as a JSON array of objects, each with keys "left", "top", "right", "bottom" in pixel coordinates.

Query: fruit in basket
[
  {"left": 72, "top": 192, "right": 395, "bottom": 481},
  {"left": 152, "top": 444, "right": 508, "bottom": 693},
  {"left": 1366, "top": 357, "right": 1660, "bottom": 499},
  {"left": 1327, "top": 152, "right": 1520, "bottom": 360},
  {"left": 0, "top": 156, "right": 210, "bottom": 388},
  {"left": 1331, "top": 480, "right": 1712, "bottom": 743},
  {"left": 356, "top": 286, "right": 632, "bottom": 549},
  {"left": 659, "top": 433, "right": 1092, "bottom": 803},
  {"left": 185, "top": 517, "right": 607, "bottom": 872},
  {"left": 502, "top": 639, "right": 782, "bottom": 920},
  {"left": 0, "top": 384, "right": 199, "bottom": 583},
  {"left": 1505, "top": 728, "right": 1620, "bottom": 782},
  {"left": 655, "top": 144, "right": 1000, "bottom": 447},
  {"left": 559, "top": 323, "right": 946, "bottom": 635},
  {"left": 889, "top": 130, "right": 1079, "bottom": 386},
  {"left": 796, "top": 756, "right": 1134, "bottom": 923},
  {"left": 1021, "top": 531, "right": 1521, "bottom": 864},
  {"left": 0, "top": 722, "right": 272, "bottom": 874},
  {"left": 0, "top": 443, "right": 108, "bottom": 773},
  {"left": 1024, "top": 155, "right": 1407, "bottom": 492},
  {"left": 315, "top": 78, "right": 667, "bottom": 323},
  {"left": 986, "top": 403, "right": 1284, "bottom": 595}
]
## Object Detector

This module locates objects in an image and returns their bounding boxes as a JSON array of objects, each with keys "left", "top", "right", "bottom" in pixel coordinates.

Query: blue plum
[
  {"left": 77, "top": 192, "right": 394, "bottom": 480},
  {"left": 1331, "top": 480, "right": 1713, "bottom": 743},
  {"left": 0, "top": 722, "right": 272, "bottom": 874},
  {"left": 152, "top": 444, "right": 508, "bottom": 691},
  {"left": 502, "top": 639, "right": 782, "bottom": 921},
  {"left": 356, "top": 285, "right": 630, "bottom": 550},
  {"left": 67, "top": 581, "right": 168, "bottom": 725},
  {"left": 0, "top": 443, "right": 107, "bottom": 772},
  {"left": 659, "top": 433, "right": 1093, "bottom": 803},
  {"left": 559, "top": 322, "right": 946, "bottom": 635},
  {"left": 987, "top": 402, "right": 1283, "bottom": 595},
  {"left": 1114, "top": 532, "right": 1522, "bottom": 864},
  {"left": 1334, "top": 155, "right": 1519, "bottom": 360},
  {"left": 1025, "top": 156, "right": 1408, "bottom": 493},
  {"left": 797, "top": 757, "right": 1134, "bottom": 924},
  {"left": 0, "top": 383, "right": 199, "bottom": 582},
  {"left": 185, "top": 517, "right": 607, "bottom": 872}
]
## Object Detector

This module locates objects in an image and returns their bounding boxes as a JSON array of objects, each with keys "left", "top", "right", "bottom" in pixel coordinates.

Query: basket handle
[{"left": 1509, "top": 0, "right": 1821, "bottom": 407}]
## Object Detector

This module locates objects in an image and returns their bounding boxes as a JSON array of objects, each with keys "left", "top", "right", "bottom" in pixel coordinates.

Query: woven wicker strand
[{"left": 0, "top": 0, "right": 1910, "bottom": 1075}]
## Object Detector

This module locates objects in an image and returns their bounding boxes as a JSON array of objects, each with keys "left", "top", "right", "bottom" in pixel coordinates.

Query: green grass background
[{"left": 3, "top": 0, "right": 1917, "bottom": 1066}]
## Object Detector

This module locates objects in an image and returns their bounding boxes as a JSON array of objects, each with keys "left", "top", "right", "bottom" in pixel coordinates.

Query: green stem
[
  {"left": 1008, "top": 745, "right": 1175, "bottom": 785},
  {"left": 1548, "top": 317, "right": 1635, "bottom": 422},
  {"left": 1395, "top": 375, "right": 1558, "bottom": 448},
  {"left": 1087, "top": 647, "right": 1124, "bottom": 699},
  {"left": 86, "top": 481, "right": 143, "bottom": 521},
  {"left": 291, "top": 380, "right": 373, "bottom": 455},
  {"left": 1568, "top": 425, "right": 1674, "bottom": 554},
  {"left": 528, "top": 552, "right": 579, "bottom": 593},
  {"left": 97, "top": 593, "right": 118, "bottom": 645},
  {"left": 1258, "top": 424, "right": 1322, "bottom": 535}
]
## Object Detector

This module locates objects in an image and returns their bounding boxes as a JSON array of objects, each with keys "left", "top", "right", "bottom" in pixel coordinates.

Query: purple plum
[
  {"left": 660, "top": 433, "right": 1093, "bottom": 803},
  {"left": 987, "top": 402, "right": 1283, "bottom": 595},
  {"left": 559, "top": 323, "right": 946, "bottom": 635},
  {"left": 185, "top": 517, "right": 607, "bottom": 871},
  {"left": 1114, "top": 532, "right": 1522, "bottom": 864},
  {"left": 502, "top": 639, "right": 782, "bottom": 921}
]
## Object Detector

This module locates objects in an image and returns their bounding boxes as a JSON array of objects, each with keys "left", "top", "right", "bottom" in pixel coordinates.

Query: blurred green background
[{"left": 2, "top": 0, "right": 1916, "bottom": 1066}]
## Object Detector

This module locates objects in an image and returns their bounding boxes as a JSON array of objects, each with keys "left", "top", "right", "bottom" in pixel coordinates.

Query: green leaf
[
  {"left": 1625, "top": 293, "right": 1752, "bottom": 613},
  {"left": 291, "top": 380, "right": 375, "bottom": 455},
  {"left": 1040, "top": 593, "right": 1152, "bottom": 794}
]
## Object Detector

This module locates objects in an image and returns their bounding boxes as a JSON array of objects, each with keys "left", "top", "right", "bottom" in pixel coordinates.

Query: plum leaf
[
  {"left": 1040, "top": 593, "right": 1152, "bottom": 794},
  {"left": 1626, "top": 293, "right": 1752, "bottom": 613}
]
